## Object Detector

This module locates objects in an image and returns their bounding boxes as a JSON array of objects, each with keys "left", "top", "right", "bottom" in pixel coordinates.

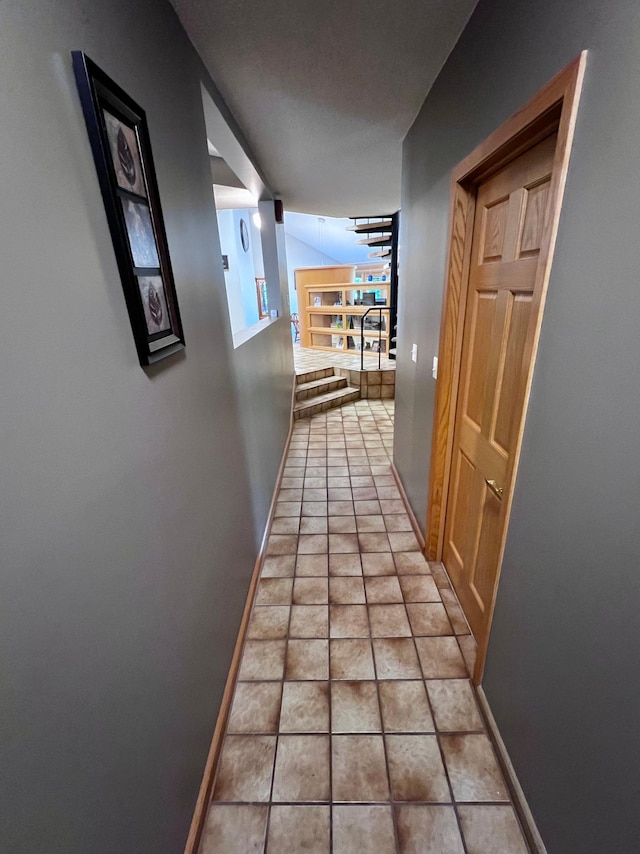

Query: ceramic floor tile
[
  {"left": 350, "top": 475, "right": 374, "bottom": 487},
  {"left": 270, "top": 501, "right": 302, "bottom": 520},
  {"left": 280, "top": 488, "right": 303, "bottom": 501},
  {"left": 305, "top": 476, "right": 327, "bottom": 489},
  {"left": 329, "top": 553, "right": 362, "bottom": 576},
  {"left": 328, "top": 516, "right": 357, "bottom": 533},
  {"left": 351, "top": 486, "right": 378, "bottom": 501},
  {"left": 440, "top": 589, "right": 471, "bottom": 635},
  {"left": 293, "top": 577, "right": 328, "bottom": 605},
  {"left": 358, "top": 532, "right": 391, "bottom": 552},
  {"left": 248, "top": 606, "right": 290, "bottom": 640},
  {"left": 212, "top": 735, "right": 276, "bottom": 802},
  {"left": 386, "top": 734, "right": 451, "bottom": 802},
  {"left": 239, "top": 640, "right": 286, "bottom": 681},
  {"left": 256, "top": 578, "right": 293, "bottom": 606},
  {"left": 440, "top": 734, "right": 509, "bottom": 802},
  {"left": 327, "top": 476, "right": 351, "bottom": 488},
  {"left": 361, "top": 552, "right": 396, "bottom": 576},
  {"left": 289, "top": 605, "right": 328, "bottom": 638},
  {"left": 304, "top": 488, "right": 328, "bottom": 502},
  {"left": 426, "top": 680, "right": 484, "bottom": 732},
  {"left": 227, "top": 682, "right": 282, "bottom": 733},
  {"left": 271, "top": 517, "right": 301, "bottom": 535},
  {"left": 384, "top": 514, "right": 414, "bottom": 532},
  {"left": 369, "top": 604, "right": 412, "bottom": 637},
  {"left": 302, "top": 502, "right": 328, "bottom": 517},
  {"left": 399, "top": 574, "right": 441, "bottom": 603},
  {"left": 295, "top": 552, "right": 328, "bottom": 576},
  {"left": 379, "top": 499, "right": 406, "bottom": 514},
  {"left": 457, "top": 805, "right": 529, "bottom": 854},
  {"left": 415, "top": 637, "right": 468, "bottom": 679},
  {"left": 354, "top": 500, "right": 383, "bottom": 516},
  {"left": 331, "top": 681, "right": 381, "bottom": 732},
  {"left": 285, "top": 639, "right": 329, "bottom": 680},
  {"left": 279, "top": 682, "right": 330, "bottom": 733},
  {"left": 378, "top": 680, "right": 434, "bottom": 733},
  {"left": 330, "top": 604, "right": 370, "bottom": 638},
  {"left": 200, "top": 805, "right": 268, "bottom": 854},
  {"left": 267, "top": 534, "right": 299, "bottom": 555},
  {"left": 300, "top": 516, "right": 328, "bottom": 535},
  {"left": 330, "top": 639, "right": 376, "bottom": 679},
  {"left": 328, "top": 533, "right": 360, "bottom": 553},
  {"left": 365, "top": 575, "right": 404, "bottom": 603},
  {"left": 395, "top": 805, "right": 464, "bottom": 854},
  {"left": 266, "top": 805, "right": 330, "bottom": 854},
  {"left": 328, "top": 500, "right": 355, "bottom": 516},
  {"left": 406, "top": 603, "right": 453, "bottom": 636},
  {"left": 297, "top": 534, "right": 329, "bottom": 555},
  {"left": 328, "top": 487, "right": 353, "bottom": 501},
  {"left": 261, "top": 555, "right": 296, "bottom": 578},
  {"left": 376, "top": 486, "right": 401, "bottom": 500},
  {"left": 333, "top": 805, "right": 396, "bottom": 854},
  {"left": 332, "top": 735, "right": 389, "bottom": 801},
  {"left": 431, "top": 563, "right": 452, "bottom": 589},
  {"left": 272, "top": 735, "right": 330, "bottom": 802},
  {"left": 457, "top": 634, "right": 478, "bottom": 677},
  {"left": 356, "top": 514, "right": 386, "bottom": 532},
  {"left": 373, "top": 638, "right": 422, "bottom": 679},
  {"left": 394, "top": 552, "right": 431, "bottom": 574},
  {"left": 388, "top": 532, "right": 421, "bottom": 552},
  {"left": 329, "top": 576, "right": 366, "bottom": 604}
]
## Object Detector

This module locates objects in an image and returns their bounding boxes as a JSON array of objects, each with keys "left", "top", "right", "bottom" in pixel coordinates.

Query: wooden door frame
[{"left": 425, "top": 52, "right": 587, "bottom": 684}]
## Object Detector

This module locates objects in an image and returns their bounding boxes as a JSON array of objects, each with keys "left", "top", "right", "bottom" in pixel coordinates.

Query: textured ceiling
[{"left": 170, "top": 0, "right": 477, "bottom": 216}]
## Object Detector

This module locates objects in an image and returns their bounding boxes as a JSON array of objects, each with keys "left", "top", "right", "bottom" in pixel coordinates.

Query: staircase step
[
  {"left": 295, "top": 366, "right": 335, "bottom": 385},
  {"left": 356, "top": 234, "right": 392, "bottom": 246},
  {"left": 295, "top": 375, "right": 347, "bottom": 401},
  {"left": 293, "top": 386, "right": 360, "bottom": 419},
  {"left": 347, "top": 219, "right": 393, "bottom": 234}
]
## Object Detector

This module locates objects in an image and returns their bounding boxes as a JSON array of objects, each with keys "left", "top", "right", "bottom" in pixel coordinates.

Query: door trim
[{"left": 425, "top": 52, "right": 587, "bottom": 683}]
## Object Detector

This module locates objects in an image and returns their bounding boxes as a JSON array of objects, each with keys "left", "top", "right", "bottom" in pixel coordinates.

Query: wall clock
[{"left": 239, "top": 218, "right": 250, "bottom": 252}]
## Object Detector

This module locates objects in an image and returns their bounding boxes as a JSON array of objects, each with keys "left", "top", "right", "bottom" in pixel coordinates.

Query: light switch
[
  {"left": 432, "top": 356, "right": 438, "bottom": 379},
  {"left": 411, "top": 343, "right": 418, "bottom": 363}
]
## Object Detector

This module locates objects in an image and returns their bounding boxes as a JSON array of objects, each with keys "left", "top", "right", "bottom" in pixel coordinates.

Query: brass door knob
[{"left": 485, "top": 479, "right": 504, "bottom": 498}]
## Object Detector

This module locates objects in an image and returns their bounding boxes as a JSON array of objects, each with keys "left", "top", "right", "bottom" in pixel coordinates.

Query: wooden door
[{"left": 442, "top": 132, "right": 557, "bottom": 645}]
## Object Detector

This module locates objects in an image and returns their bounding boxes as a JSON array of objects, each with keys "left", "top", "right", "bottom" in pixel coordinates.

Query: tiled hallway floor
[{"left": 201, "top": 400, "right": 529, "bottom": 853}]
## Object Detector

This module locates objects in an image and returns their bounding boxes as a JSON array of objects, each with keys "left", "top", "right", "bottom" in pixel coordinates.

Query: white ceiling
[{"left": 169, "top": 0, "right": 477, "bottom": 216}]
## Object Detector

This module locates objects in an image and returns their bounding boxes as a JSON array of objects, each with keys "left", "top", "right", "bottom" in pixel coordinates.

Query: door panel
[{"left": 442, "top": 132, "right": 557, "bottom": 643}]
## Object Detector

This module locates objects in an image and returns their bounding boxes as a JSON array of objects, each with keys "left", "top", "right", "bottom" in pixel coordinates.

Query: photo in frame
[{"left": 72, "top": 52, "right": 184, "bottom": 365}]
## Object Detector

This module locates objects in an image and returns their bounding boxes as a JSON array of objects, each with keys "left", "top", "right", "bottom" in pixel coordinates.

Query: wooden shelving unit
[{"left": 294, "top": 264, "right": 391, "bottom": 355}]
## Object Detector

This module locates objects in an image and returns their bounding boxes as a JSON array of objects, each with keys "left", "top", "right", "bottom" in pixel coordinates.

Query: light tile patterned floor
[
  {"left": 294, "top": 344, "right": 396, "bottom": 374},
  {"left": 201, "top": 401, "right": 529, "bottom": 854}
]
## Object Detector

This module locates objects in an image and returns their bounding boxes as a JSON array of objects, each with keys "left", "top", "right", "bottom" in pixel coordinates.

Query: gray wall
[
  {"left": 0, "top": 1, "right": 292, "bottom": 852},
  {"left": 395, "top": 0, "right": 640, "bottom": 851}
]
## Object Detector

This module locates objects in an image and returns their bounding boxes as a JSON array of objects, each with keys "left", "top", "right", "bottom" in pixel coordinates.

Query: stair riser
[
  {"left": 295, "top": 367, "right": 335, "bottom": 386},
  {"left": 295, "top": 378, "right": 347, "bottom": 402},
  {"left": 293, "top": 389, "right": 360, "bottom": 420}
]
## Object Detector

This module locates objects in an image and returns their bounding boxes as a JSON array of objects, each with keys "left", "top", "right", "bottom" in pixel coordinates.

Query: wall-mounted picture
[
  {"left": 102, "top": 110, "right": 147, "bottom": 197},
  {"left": 72, "top": 51, "right": 185, "bottom": 365},
  {"left": 256, "top": 277, "right": 268, "bottom": 319},
  {"left": 138, "top": 276, "right": 171, "bottom": 334},
  {"left": 121, "top": 199, "right": 159, "bottom": 267}
]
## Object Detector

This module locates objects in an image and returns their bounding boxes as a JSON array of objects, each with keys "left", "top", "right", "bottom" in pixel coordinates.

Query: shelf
[
  {"left": 307, "top": 326, "right": 389, "bottom": 338},
  {"left": 305, "top": 305, "right": 390, "bottom": 314}
]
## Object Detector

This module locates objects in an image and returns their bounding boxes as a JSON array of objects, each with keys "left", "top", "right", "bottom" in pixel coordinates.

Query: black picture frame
[{"left": 72, "top": 52, "right": 185, "bottom": 366}]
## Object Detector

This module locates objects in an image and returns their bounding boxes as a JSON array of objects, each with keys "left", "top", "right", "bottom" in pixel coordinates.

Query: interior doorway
[{"left": 425, "top": 53, "right": 586, "bottom": 683}]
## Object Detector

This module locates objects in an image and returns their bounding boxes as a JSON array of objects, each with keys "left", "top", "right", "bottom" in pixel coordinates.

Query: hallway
[{"left": 201, "top": 400, "right": 528, "bottom": 853}]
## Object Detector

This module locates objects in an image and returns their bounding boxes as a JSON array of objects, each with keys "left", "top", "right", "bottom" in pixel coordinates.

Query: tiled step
[
  {"left": 295, "top": 374, "right": 347, "bottom": 402},
  {"left": 295, "top": 366, "right": 335, "bottom": 386},
  {"left": 293, "top": 385, "right": 360, "bottom": 419}
]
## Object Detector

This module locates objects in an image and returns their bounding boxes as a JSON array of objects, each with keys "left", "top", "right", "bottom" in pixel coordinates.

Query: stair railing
[{"left": 360, "top": 306, "right": 389, "bottom": 371}]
